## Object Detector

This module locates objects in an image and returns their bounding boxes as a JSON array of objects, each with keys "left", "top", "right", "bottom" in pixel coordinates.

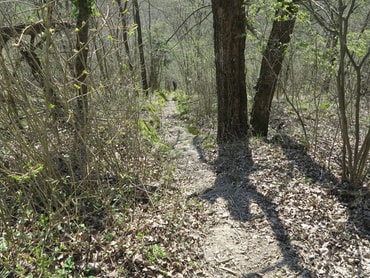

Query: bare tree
[
  {"left": 335, "top": 0, "right": 370, "bottom": 186},
  {"left": 304, "top": 0, "right": 370, "bottom": 186}
]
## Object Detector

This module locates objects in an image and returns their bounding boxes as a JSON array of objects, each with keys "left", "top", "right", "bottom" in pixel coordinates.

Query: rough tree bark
[
  {"left": 211, "top": 0, "right": 248, "bottom": 142},
  {"left": 250, "top": 0, "right": 298, "bottom": 137}
]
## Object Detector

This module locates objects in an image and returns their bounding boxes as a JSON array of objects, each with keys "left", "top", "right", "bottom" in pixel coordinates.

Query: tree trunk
[
  {"left": 116, "top": 0, "right": 133, "bottom": 72},
  {"left": 133, "top": 0, "right": 149, "bottom": 93},
  {"left": 211, "top": 0, "right": 248, "bottom": 142},
  {"left": 250, "top": 0, "right": 298, "bottom": 137},
  {"left": 336, "top": 0, "right": 370, "bottom": 186},
  {"left": 74, "top": 0, "right": 91, "bottom": 178}
]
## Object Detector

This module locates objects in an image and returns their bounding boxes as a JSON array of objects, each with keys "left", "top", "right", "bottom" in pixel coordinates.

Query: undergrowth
[{"left": 0, "top": 85, "right": 204, "bottom": 276}]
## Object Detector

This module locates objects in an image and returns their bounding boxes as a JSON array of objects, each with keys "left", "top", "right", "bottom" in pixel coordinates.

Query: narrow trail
[
  {"left": 161, "top": 95, "right": 305, "bottom": 278},
  {"left": 161, "top": 96, "right": 215, "bottom": 197}
]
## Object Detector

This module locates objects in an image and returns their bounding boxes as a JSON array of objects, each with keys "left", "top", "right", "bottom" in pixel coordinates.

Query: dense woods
[{"left": 0, "top": 0, "right": 369, "bottom": 276}]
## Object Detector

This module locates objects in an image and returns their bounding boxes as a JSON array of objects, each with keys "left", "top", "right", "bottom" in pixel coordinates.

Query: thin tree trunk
[
  {"left": 74, "top": 0, "right": 91, "bottom": 178},
  {"left": 336, "top": 0, "right": 370, "bottom": 186},
  {"left": 116, "top": 0, "right": 133, "bottom": 72},
  {"left": 250, "top": 0, "right": 298, "bottom": 136},
  {"left": 133, "top": 0, "right": 149, "bottom": 93}
]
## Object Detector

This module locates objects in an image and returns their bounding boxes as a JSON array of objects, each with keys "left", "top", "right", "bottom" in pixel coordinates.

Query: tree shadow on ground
[
  {"left": 195, "top": 138, "right": 311, "bottom": 277},
  {"left": 270, "top": 134, "right": 370, "bottom": 239}
]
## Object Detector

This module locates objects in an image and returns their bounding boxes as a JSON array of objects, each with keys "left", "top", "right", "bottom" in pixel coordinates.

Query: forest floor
[
  {"left": 2, "top": 93, "right": 369, "bottom": 277},
  {"left": 160, "top": 94, "right": 370, "bottom": 277}
]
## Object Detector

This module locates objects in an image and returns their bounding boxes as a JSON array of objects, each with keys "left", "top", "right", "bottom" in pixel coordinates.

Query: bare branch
[
  {"left": 165, "top": 5, "right": 211, "bottom": 45},
  {"left": 0, "top": 20, "right": 73, "bottom": 47}
]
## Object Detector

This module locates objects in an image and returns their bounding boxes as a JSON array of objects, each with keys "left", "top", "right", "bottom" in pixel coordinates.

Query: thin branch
[
  {"left": 165, "top": 5, "right": 211, "bottom": 45},
  {"left": 0, "top": 20, "right": 73, "bottom": 45},
  {"left": 170, "top": 10, "right": 212, "bottom": 50}
]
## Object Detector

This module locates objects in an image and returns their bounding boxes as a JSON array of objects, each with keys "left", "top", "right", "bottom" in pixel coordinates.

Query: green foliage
[
  {"left": 347, "top": 30, "right": 370, "bottom": 58},
  {"left": 173, "top": 91, "right": 191, "bottom": 118},
  {"left": 146, "top": 243, "right": 167, "bottom": 264},
  {"left": 199, "top": 134, "right": 216, "bottom": 149},
  {"left": 104, "top": 232, "right": 114, "bottom": 242},
  {"left": 56, "top": 257, "right": 75, "bottom": 277},
  {"left": 186, "top": 125, "right": 200, "bottom": 136},
  {"left": 139, "top": 119, "right": 168, "bottom": 151},
  {"left": 154, "top": 90, "right": 170, "bottom": 103},
  {"left": 319, "top": 100, "right": 330, "bottom": 110},
  {"left": 11, "top": 163, "right": 44, "bottom": 183},
  {"left": 139, "top": 92, "right": 170, "bottom": 151},
  {"left": 71, "top": 0, "right": 96, "bottom": 18}
]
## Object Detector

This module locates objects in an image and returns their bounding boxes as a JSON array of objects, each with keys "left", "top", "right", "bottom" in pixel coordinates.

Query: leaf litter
[
  {"left": 3, "top": 94, "right": 368, "bottom": 277},
  {"left": 158, "top": 94, "right": 369, "bottom": 277}
]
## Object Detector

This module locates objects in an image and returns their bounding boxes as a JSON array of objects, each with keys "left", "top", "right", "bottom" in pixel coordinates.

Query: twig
[{"left": 219, "top": 266, "right": 238, "bottom": 276}]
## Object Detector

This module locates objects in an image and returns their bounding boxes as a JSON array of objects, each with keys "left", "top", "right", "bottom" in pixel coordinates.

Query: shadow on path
[
  {"left": 195, "top": 138, "right": 311, "bottom": 277},
  {"left": 270, "top": 134, "right": 370, "bottom": 239}
]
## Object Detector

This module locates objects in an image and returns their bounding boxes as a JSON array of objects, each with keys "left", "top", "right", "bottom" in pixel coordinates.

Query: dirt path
[{"left": 161, "top": 96, "right": 307, "bottom": 278}]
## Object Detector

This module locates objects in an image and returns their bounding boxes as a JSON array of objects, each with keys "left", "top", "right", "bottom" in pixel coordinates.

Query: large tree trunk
[
  {"left": 250, "top": 0, "right": 298, "bottom": 137},
  {"left": 211, "top": 0, "right": 248, "bottom": 143}
]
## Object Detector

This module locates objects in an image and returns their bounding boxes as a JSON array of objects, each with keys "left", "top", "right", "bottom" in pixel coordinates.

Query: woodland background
[{"left": 0, "top": 0, "right": 369, "bottom": 276}]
